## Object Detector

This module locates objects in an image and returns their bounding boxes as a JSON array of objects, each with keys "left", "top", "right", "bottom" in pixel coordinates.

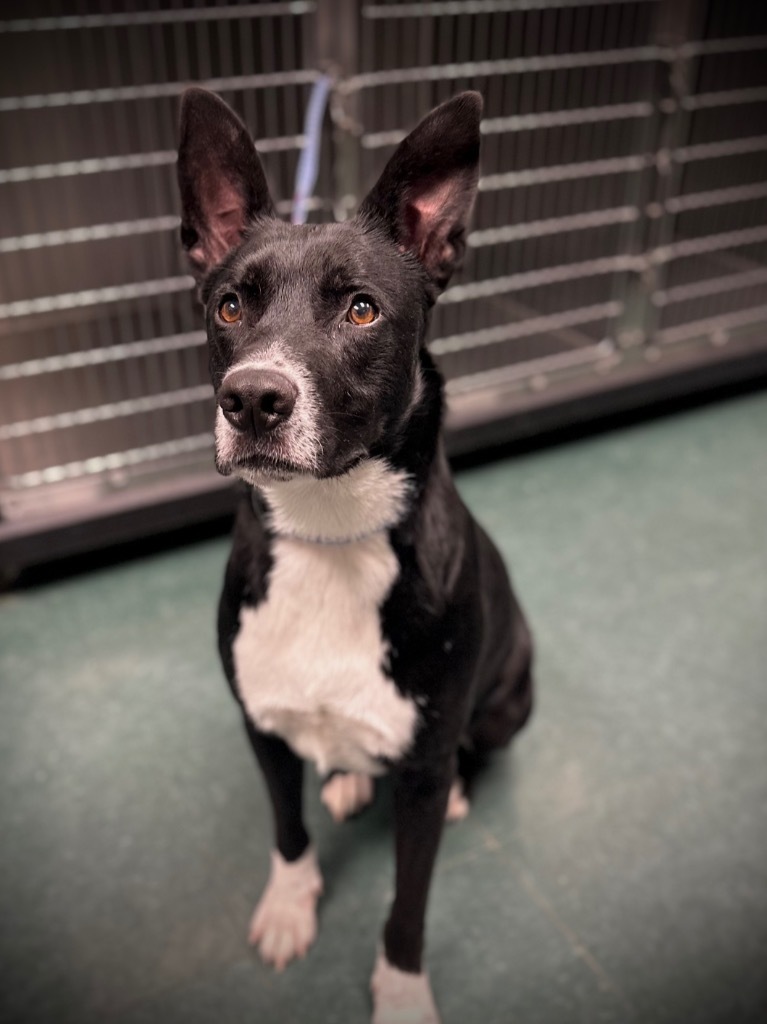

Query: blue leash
[{"left": 291, "top": 74, "right": 333, "bottom": 225}]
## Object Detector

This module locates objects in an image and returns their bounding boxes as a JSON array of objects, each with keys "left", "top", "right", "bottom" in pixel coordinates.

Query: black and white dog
[{"left": 177, "top": 87, "right": 533, "bottom": 1023}]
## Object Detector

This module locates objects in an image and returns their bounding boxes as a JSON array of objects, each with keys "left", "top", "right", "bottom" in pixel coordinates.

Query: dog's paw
[
  {"left": 371, "top": 953, "right": 441, "bottom": 1024},
  {"left": 248, "top": 846, "right": 323, "bottom": 971},
  {"left": 445, "top": 778, "right": 470, "bottom": 823},
  {"left": 321, "top": 772, "right": 374, "bottom": 823}
]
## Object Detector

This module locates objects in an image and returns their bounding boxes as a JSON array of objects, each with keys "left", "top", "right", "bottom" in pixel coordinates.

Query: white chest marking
[
  {"left": 233, "top": 532, "right": 419, "bottom": 776},
  {"left": 260, "top": 457, "right": 413, "bottom": 542}
]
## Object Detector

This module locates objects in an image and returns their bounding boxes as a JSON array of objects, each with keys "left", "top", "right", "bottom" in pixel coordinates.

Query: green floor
[{"left": 2, "top": 393, "right": 766, "bottom": 1024}]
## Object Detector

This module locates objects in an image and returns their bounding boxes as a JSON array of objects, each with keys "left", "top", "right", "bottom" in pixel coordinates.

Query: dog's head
[{"left": 177, "top": 88, "right": 481, "bottom": 485}]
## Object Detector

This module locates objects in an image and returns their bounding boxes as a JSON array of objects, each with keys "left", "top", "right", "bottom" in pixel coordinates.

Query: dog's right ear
[{"left": 177, "top": 88, "right": 274, "bottom": 279}]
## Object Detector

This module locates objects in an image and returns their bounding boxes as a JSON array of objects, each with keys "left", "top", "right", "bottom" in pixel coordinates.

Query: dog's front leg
[
  {"left": 243, "top": 720, "right": 323, "bottom": 971},
  {"left": 372, "top": 759, "right": 453, "bottom": 1024}
]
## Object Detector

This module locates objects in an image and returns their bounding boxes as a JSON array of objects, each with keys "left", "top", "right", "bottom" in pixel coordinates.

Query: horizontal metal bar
[
  {"left": 653, "top": 223, "right": 767, "bottom": 264},
  {"left": 275, "top": 196, "right": 328, "bottom": 216},
  {"left": 7, "top": 435, "right": 215, "bottom": 491},
  {"left": 468, "top": 207, "right": 638, "bottom": 248},
  {"left": 653, "top": 267, "right": 767, "bottom": 308},
  {"left": 0, "top": 331, "right": 206, "bottom": 381},
  {"left": 432, "top": 301, "right": 622, "bottom": 355},
  {"left": 657, "top": 302, "right": 767, "bottom": 346},
  {"left": 0, "top": 3, "right": 315, "bottom": 32},
  {"left": 363, "top": 102, "right": 653, "bottom": 150},
  {"left": 359, "top": 129, "right": 409, "bottom": 150},
  {"left": 0, "top": 216, "right": 179, "bottom": 254},
  {"left": 0, "top": 70, "right": 318, "bottom": 113},
  {"left": 446, "top": 344, "right": 609, "bottom": 396},
  {"left": 479, "top": 154, "right": 651, "bottom": 192},
  {"left": 0, "top": 150, "right": 176, "bottom": 185},
  {"left": 0, "top": 196, "right": 322, "bottom": 252},
  {"left": 665, "top": 180, "right": 767, "bottom": 214},
  {"left": 673, "top": 134, "right": 767, "bottom": 164},
  {"left": 341, "top": 46, "right": 664, "bottom": 92},
  {"left": 0, "top": 386, "right": 212, "bottom": 441},
  {"left": 0, "top": 201, "right": 327, "bottom": 263},
  {"left": 359, "top": 11, "right": 759, "bottom": 56},
  {"left": 442, "top": 254, "right": 641, "bottom": 303},
  {"left": 0, "top": 135, "right": 305, "bottom": 185},
  {"left": 483, "top": 101, "right": 654, "bottom": 135},
  {"left": 363, "top": 0, "right": 659, "bottom": 18},
  {"left": 0, "top": 276, "right": 194, "bottom": 320},
  {"left": 680, "top": 35, "right": 767, "bottom": 58},
  {"left": 682, "top": 85, "right": 767, "bottom": 112}
]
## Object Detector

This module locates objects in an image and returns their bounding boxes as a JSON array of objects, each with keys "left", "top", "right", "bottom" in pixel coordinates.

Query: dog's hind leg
[
  {"left": 469, "top": 638, "right": 534, "bottom": 754},
  {"left": 243, "top": 720, "right": 323, "bottom": 971},
  {"left": 446, "top": 642, "right": 534, "bottom": 824},
  {"left": 321, "top": 771, "right": 375, "bottom": 822},
  {"left": 444, "top": 777, "right": 470, "bottom": 822}
]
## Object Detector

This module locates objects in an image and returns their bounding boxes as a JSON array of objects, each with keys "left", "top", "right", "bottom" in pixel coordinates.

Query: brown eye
[
  {"left": 347, "top": 296, "right": 378, "bottom": 326},
  {"left": 219, "top": 295, "right": 241, "bottom": 323}
]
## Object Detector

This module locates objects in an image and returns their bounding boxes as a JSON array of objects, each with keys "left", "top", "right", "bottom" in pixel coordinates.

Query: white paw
[
  {"left": 445, "top": 778, "right": 470, "bottom": 823},
  {"left": 321, "top": 772, "right": 374, "bottom": 823},
  {"left": 248, "top": 846, "right": 323, "bottom": 971},
  {"left": 371, "top": 953, "right": 441, "bottom": 1024}
]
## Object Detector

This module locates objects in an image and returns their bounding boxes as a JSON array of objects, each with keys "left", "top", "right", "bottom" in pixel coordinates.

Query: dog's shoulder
[{"left": 388, "top": 444, "right": 473, "bottom": 612}]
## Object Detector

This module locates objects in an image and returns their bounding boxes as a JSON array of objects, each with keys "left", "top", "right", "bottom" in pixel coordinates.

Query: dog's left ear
[
  {"left": 177, "top": 88, "right": 275, "bottom": 279},
  {"left": 358, "top": 92, "right": 482, "bottom": 292}
]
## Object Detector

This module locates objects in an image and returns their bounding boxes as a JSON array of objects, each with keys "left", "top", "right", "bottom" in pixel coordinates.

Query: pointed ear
[
  {"left": 358, "top": 92, "right": 482, "bottom": 292},
  {"left": 177, "top": 88, "right": 275, "bottom": 278}
]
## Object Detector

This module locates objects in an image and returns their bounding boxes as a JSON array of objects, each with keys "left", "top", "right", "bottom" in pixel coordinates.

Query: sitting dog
[{"left": 177, "top": 86, "right": 533, "bottom": 1024}]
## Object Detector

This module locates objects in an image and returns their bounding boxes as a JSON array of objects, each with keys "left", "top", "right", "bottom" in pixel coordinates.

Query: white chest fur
[{"left": 233, "top": 531, "right": 419, "bottom": 776}]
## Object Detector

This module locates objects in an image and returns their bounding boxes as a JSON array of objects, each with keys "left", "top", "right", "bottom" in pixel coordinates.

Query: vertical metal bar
[
  {"left": 52, "top": 22, "right": 97, "bottom": 473},
  {"left": 172, "top": 0, "right": 209, "bottom": 442},
  {"left": 99, "top": 17, "right": 154, "bottom": 456},
  {"left": 641, "top": 0, "right": 707, "bottom": 347},
  {"left": 75, "top": 13, "right": 124, "bottom": 459},
  {"left": 126, "top": 16, "right": 171, "bottom": 452},
  {"left": 260, "top": 8, "right": 279, "bottom": 194},
  {"left": 149, "top": 0, "right": 192, "bottom": 446},
  {"left": 319, "top": 0, "right": 360, "bottom": 219},
  {"left": 500, "top": 8, "right": 522, "bottom": 286}
]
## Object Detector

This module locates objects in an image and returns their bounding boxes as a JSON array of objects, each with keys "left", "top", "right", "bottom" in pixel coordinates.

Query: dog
[{"left": 176, "top": 86, "right": 533, "bottom": 1024}]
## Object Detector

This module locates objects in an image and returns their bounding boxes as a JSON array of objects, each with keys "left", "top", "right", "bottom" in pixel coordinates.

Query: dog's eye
[
  {"left": 347, "top": 296, "right": 378, "bottom": 326},
  {"left": 219, "top": 295, "right": 241, "bottom": 324}
]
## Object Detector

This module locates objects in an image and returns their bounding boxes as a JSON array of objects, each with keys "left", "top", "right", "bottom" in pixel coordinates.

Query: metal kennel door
[
  {"left": 331, "top": 0, "right": 767, "bottom": 446},
  {"left": 1, "top": 0, "right": 767, "bottom": 573},
  {"left": 0, "top": 1, "right": 326, "bottom": 525}
]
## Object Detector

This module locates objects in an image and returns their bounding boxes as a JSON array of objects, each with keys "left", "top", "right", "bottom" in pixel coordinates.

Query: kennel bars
[{"left": 1, "top": 0, "right": 766, "bottom": 576}]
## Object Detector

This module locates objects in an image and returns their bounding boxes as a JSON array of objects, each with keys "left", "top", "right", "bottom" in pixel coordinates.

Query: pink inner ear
[
  {"left": 412, "top": 181, "right": 454, "bottom": 226},
  {"left": 409, "top": 181, "right": 455, "bottom": 240},
  {"left": 199, "top": 175, "right": 248, "bottom": 265},
  {"left": 215, "top": 206, "right": 246, "bottom": 245},
  {"left": 405, "top": 181, "right": 459, "bottom": 266}
]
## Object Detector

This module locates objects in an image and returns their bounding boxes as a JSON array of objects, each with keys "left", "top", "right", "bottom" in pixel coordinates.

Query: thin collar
[{"left": 271, "top": 526, "right": 392, "bottom": 546}]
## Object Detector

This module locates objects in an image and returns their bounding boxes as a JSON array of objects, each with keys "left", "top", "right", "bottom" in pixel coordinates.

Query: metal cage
[{"left": 1, "top": 0, "right": 766, "bottom": 574}]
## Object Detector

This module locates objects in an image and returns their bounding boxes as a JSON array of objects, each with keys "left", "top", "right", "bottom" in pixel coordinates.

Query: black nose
[{"left": 217, "top": 368, "right": 298, "bottom": 434}]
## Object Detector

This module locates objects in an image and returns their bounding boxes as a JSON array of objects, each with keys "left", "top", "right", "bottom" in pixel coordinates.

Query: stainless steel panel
[{"left": 1, "top": 0, "right": 766, "bottom": 538}]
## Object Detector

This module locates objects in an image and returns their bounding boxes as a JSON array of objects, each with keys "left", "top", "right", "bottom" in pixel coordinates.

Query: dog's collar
[
  {"left": 271, "top": 526, "right": 392, "bottom": 546},
  {"left": 250, "top": 487, "right": 397, "bottom": 546}
]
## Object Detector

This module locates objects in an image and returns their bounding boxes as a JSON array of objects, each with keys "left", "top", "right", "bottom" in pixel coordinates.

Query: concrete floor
[{"left": 1, "top": 392, "right": 766, "bottom": 1024}]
